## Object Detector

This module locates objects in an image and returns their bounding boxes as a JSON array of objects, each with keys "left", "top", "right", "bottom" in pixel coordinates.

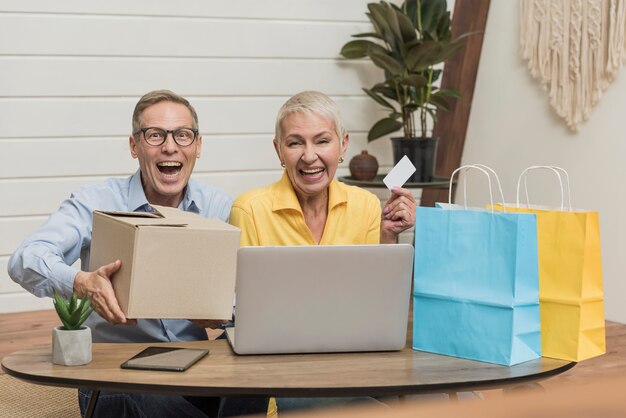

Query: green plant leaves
[
  {"left": 420, "top": 0, "right": 448, "bottom": 38},
  {"left": 403, "top": 74, "right": 427, "bottom": 88},
  {"left": 404, "top": 0, "right": 419, "bottom": 30},
  {"left": 339, "top": 0, "right": 468, "bottom": 141},
  {"left": 53, "top": 291, "right": 70, "bottom": 321},
  {"left": 351, "top": 32, "right": 385, "bottom": 40},
  {"left": 429, "top": 93, "right": 451, "bottom": 111},
  {"left": 68, "top": 304, "right": 85, "bottom": 329},
  {"left": 395, "top": 9, "right": 418, "bottom": 43},
  {"left": 369, "top": 51, "right": 403, "bottom": 76},
  {"left": 371, "top": 82, "right": 398, "bottom": 101},
  {"left": 368, "top": 117, "right": 403, "bottom": 142},
  {"left": 380, "top": 3, "right": 403, "bottom": 44},
  {"left": 368, "top": 3, "right": 395, "bottom": 47},
  {"left": 406, "top": 40, "right": 461, "bottom": 71},
  {"left": 69, "top": 292, "right": 77, "bottom": 313},
  {"left": 436, "top": 88, "right": 462, "bottom": 98},
  {"left": 340, "top": 40, "right": 369, "bottom": 59},
  {"left": 340, "top": 40, "right": 387, "bottom": 59},
  {"left": 53, "top": 290, "right": 94, "bottom": 330},
  {"left": 363, "top": 88, "right": 396, "bottom": 110}
]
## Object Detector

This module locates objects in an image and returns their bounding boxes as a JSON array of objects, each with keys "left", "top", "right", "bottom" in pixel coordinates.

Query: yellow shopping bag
[{"left": 495, "top": 166, "right": 605, "bottom": 361}]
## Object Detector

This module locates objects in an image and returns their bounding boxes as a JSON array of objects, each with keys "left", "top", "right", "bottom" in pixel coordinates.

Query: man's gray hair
[
  {"left": 275, "top": 91, "right": 346, "bottom": 141},
  {"left": 132, "top": 90, "right": 199, "bottom": 136}
]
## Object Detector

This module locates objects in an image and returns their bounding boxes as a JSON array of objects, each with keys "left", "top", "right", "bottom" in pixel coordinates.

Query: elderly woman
[
  {"left": 230, "top": 90, "right": 416, "bottom": 247},
  {"left": 229, "top": 91, "right": 416, "bottom": 415}
]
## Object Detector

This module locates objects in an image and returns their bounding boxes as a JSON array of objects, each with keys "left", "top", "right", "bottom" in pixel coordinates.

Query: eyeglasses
[{"left": 135, "top": 127, "right": 199, "bottom": 147}]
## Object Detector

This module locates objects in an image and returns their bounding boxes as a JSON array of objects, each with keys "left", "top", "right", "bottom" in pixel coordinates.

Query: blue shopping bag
[{"left": 412, "top": 165, "right": 541, "bottom": 366}]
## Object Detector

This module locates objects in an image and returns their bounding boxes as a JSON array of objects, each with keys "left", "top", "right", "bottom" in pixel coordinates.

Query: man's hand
[
  {"left": 381, "top": 187, "right": 417, "bottom": 244},
  {"left": 190, "top": 319, "right": 230, "bottom": 329},
  {"left": 73, "top": 260, "right": 135, "bottom": 325}
]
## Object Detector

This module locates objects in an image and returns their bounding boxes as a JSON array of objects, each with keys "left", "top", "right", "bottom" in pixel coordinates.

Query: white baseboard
[{"left": 0, "top": 292, "right": 52, "bottom": 313}]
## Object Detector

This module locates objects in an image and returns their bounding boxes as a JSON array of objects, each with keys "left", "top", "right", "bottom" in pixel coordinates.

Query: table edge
[{"left": 2, "top": 357, "right": 576, "bottom": 397}]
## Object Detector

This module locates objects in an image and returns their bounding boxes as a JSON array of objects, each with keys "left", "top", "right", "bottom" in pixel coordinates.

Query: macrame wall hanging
[{"left": 520, "top": 0, "right": 626, "bottom": 131}]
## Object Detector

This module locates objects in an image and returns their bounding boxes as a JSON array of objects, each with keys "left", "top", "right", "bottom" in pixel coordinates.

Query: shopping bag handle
[
  {"left": 516, "top": 166, "right": 572, "bottom": 211},
  {"left": 450, "top": 164, "right": 506, "bottom": 212},
  {"left": 469, "top": 164, "right": 506, "bottom": 210}
]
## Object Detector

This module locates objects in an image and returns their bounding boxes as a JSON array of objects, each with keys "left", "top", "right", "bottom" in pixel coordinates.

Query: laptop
[{"left": 225, "top": 244, "right": 414, "bottom": 355}]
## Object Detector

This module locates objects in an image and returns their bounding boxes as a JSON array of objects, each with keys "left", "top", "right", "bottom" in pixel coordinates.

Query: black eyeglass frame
[{"left": 134, "top": 127, "right": 199, "bottom": 147}]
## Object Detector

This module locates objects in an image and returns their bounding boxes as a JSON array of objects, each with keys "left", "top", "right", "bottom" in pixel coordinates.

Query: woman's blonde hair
[{"left": 275, "top": 91, "right": 346, "bottom": 141}]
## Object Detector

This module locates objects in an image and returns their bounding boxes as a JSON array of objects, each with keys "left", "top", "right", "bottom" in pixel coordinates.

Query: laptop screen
[{"left": 227, "top": 244, "right": 414, "bottom": 355}]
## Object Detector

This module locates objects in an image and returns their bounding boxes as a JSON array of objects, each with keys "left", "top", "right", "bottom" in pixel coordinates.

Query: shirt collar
[
  {"left": 272, "top": 172, "right": 347, "bottom": 213},
  {"left": 180, "top": 181, "right": 200, "bottom": 214},
  {"left": 128, "top": 170, "right": 151, "bottom": 212},
  {"left": 128, "top": 170, "right": 199, "bottom": 214}
]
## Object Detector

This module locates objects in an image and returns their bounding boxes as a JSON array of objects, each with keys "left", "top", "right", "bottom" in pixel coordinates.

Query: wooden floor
[
  {"left": 1, "top": 310, "right": 625, "bottom": 391},
  {"left": 0, "top": 310, "right": 60, "bottom": 366}
]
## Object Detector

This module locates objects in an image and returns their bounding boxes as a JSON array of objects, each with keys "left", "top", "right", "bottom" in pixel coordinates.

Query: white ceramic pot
[{"left": 52, "top": 325, "right": 92, "bottom": 366}]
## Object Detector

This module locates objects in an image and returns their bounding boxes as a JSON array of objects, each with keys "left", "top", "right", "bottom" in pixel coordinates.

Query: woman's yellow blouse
[{"left": 229, "top": 172, "right": 381, "bottom": 246}]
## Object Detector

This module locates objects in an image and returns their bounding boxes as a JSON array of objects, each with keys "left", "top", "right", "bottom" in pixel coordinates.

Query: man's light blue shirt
[{"left": 8, "top": 170, "right": 233, "bottom": 343}]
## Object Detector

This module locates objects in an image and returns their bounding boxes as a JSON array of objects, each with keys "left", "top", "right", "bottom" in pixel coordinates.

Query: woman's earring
[
  {"left": 281, "top": 161, "right": 286, "bottom": 168},
  {"left": 339, "top": 157, "right": 344, "bottom": 163}
]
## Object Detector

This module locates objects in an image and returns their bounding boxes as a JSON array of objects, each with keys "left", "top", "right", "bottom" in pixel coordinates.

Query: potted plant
[
  {"left": 340, "top": 0, "right": 468, "bottom": 182},
  {"left": 52, "top": 291, "right": 93, "bottom": 366}
]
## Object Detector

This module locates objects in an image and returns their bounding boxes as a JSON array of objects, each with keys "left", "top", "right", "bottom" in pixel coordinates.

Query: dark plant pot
[{"left": 390, "top": 137, "right": 438, "bottom": 183}]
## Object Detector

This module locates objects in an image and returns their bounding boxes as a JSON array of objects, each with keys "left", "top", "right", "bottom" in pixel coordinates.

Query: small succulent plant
[{"left": 53, "top": 291, "right": 94, "bottom": 330}]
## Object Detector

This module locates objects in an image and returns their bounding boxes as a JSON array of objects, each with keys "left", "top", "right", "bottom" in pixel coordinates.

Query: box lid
[{"left": 94, "top": 205, "right": 240, "bottom": 231}]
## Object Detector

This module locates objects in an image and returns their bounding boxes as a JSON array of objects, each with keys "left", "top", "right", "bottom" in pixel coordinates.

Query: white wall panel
[
  {"left": 0, "top": 97, "right": 383, "bottom": 138},
  {"left": 0, "top": 293, "right": 52, "bottom": 313},
  {"left": 0, "top": 1, "right": 399, "bottom": 312},
  {"left": 0, "top": 1, "right": 371, "bottom": 22},
  {"left": 1, "top": 133, "right": 391, "bottom": 179},
  {"left": 1, "top": 166, "right": 396, "bottom": 219},
  {"left": 0, "top": 138, "right": 134, "bottom": 178},
  {"left": 0, "top": 15, "right": 369, "bottom": 59},
  {"left": 0, "top": 217, "right": 47, "bottom": 255},
  {"left": 1, "top": 58, "right": 379, "bottom": 97},
  {"left": 0, "top": 258, "right": 25, "bottom": 293},
  {"left": 463, "top": 2, "right": 624, "bottom": 321},
  {"left": 1, "top": 177, "right": 108, "bottom": 217}
]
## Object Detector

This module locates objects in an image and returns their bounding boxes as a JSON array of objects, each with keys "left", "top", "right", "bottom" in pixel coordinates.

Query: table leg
[
  {"left": 85, "top": 389, "right": 101, "bottom": 418},
  {"left": 504, "top": 382, "right": 545, "bottom": 395},
  {"left": 447, "top": 391, "right": 458, "bottom": 401}
]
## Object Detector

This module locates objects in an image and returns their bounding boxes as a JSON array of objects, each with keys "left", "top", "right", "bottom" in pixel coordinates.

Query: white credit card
[{"left": 383, "top": 156, "right": 417, "bottom": 190}]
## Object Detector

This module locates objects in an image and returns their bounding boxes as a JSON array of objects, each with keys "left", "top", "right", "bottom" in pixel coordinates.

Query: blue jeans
[
  {"left": 277, "top": 396, "right": 385, "bottom": 412},
  {"left": 78, "top": 389, "right": 268, "bottom": 418}
]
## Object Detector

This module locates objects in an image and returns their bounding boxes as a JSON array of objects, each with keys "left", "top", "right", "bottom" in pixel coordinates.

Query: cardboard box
[{"left": 89, "top": 205, "right": 240, "bottom": 319}]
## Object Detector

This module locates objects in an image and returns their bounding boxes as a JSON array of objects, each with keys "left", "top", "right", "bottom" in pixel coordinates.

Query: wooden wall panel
[{"left": 420, "top": 0, "right": 491, "bottom": 207}]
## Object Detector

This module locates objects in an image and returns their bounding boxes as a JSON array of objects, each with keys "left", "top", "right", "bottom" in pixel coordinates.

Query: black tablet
[{"left": 120, "top": 347, "right": 209, "bottom": 372}]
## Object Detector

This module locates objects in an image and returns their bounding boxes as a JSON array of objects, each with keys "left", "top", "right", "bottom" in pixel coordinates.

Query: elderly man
[{"left": 8, "top": 90, "right": 265, "bottom": 418}]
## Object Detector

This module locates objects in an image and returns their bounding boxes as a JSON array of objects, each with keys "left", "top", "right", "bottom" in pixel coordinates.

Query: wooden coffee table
[{"left": 2, "top": 339, "right": 574, "bottom": 418}]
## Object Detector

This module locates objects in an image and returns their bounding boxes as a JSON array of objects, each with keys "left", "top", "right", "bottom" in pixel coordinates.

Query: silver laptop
[{"left": 225, "top": 244, "right": 414, "bottom": 355}]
